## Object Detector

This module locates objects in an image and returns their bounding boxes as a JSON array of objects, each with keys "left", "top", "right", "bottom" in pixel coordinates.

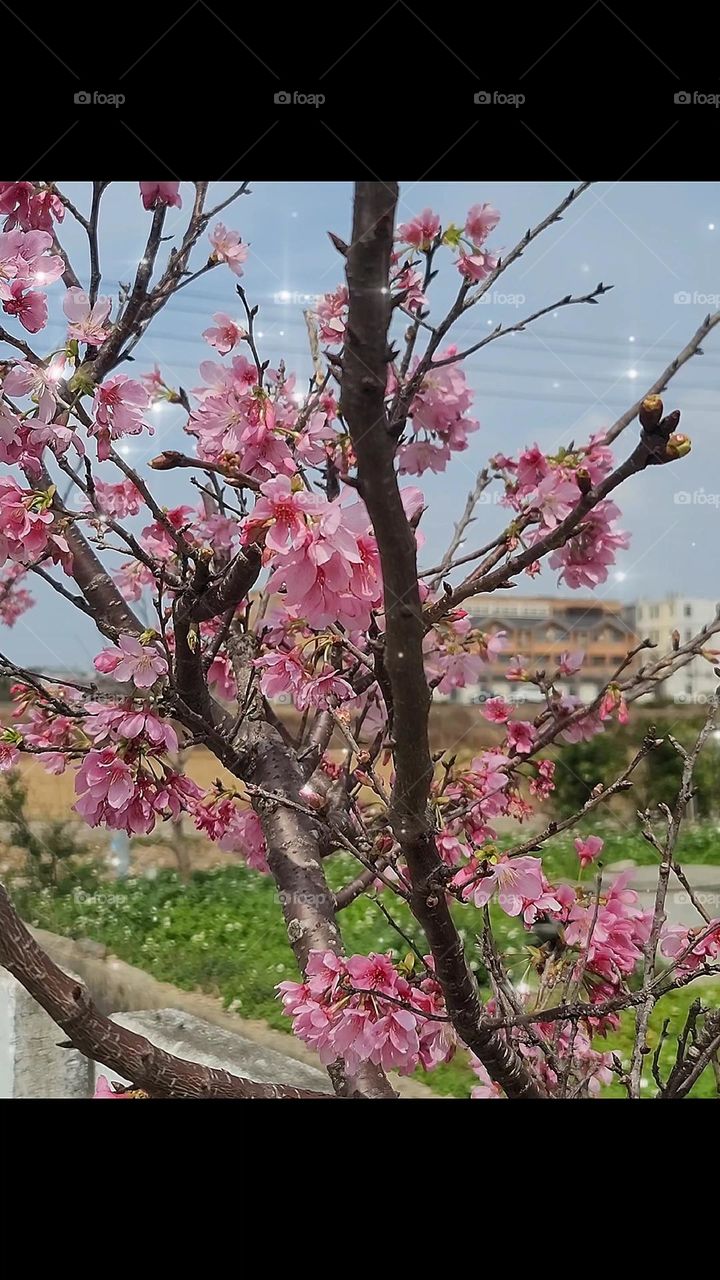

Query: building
[
  {"left": 634, "top": 595, "right": 718, "bottom": 703},
  {"left": 458, "top": 595, "right": 639, "bottom": 702}
]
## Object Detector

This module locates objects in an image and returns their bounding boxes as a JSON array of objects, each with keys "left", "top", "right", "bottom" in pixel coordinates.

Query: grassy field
[
  {"left": 13, "top": 852, "right": 720, "bottom": 1099},
  {"left": 2, "top": 699, "right": 718, "bottom": 1098}
]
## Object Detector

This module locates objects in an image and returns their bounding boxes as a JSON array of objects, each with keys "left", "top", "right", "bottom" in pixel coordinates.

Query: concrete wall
[{"left": 0, "top": 930, "right": 437, "bottom": 1098}]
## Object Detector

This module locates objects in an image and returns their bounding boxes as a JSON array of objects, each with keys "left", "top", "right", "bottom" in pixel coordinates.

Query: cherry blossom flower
[
  {"left": 0, "top": 280, "right": 47, "bottom": 332},
  {"left": 455, "top": 854, "right": 545, "bottom": 916},
  {"left": 506, "top": 720, "right": 537, "bottom": 754},
  {"left": 465, "top": 203, "right": 500, "bottom": 245},
  {"left": 481, "top": 697, "right": 512, "bottom": 724},
  {"left": 316, "top": 286, "right": 348, "bottom": 344},
  {"left": 558, "top": 650, "right": 584, "bottom": 676},
  {"left": 202, "top": 312, "right": 245, "bottom": 354},
  {"left": 575, "top": 835, "right": 604, "bottom": 869},
  {"left": 244, "top": 474, "right": 325, "bottom": 554},
  {"left": 209, "top": 223, "right": 248, "bottom": 275},
  {"left": 457, "top": 248, "right": 498, "bottom": 282},
  {"left": 469, "top": 1057, "right": 506, "bottom": 1099},
  {"left": 63, "top": 287, "right": 113, "bottom": 346},
  {"left": 139, "top": 181, "right": 182, "bottom": 210},
  {"left": 90, "top": 375, "right": 151, "bottom": 460},
  {"left": 0, "top": 740, "right": 20, "bottom": 771},
  {"left": 396, "top": 208, "right": 441, "bottom": 251},
  {"left": 93, "top": 1076, "right": 129, "bottom": 1098},
  {"left": 94, "top": 635, "right": 168, "bottom": 689}
]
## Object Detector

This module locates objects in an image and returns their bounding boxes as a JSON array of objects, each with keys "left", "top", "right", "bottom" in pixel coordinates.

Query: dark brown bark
[
  {"left": 227, "top": 627, "right": 397, "bottom": 1098},
  {"left": 341, "top": 180, "right": 544, "bottom": 1098}
]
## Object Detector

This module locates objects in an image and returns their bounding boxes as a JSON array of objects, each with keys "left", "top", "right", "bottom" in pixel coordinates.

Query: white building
[{"left": 634, "top": 595, "right": 719, "bottom": 703}]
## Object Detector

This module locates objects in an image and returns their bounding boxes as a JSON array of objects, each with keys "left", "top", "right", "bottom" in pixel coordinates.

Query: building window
[
  {"left": 650, "top": 605, "right": 659, "bottom": 619},
  {"left": 684, "top": 604, "right": 692, "bottom": 617},
  {"left": 685, "top": 629, "right": 693, "bottom": 643}
]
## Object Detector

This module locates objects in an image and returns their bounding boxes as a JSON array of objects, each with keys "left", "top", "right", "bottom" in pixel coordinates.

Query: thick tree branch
[
  {"left": 0, "top": 883, "right": 329, "bottom": 1099},
  {"left": 342, "top": 179, "right": 544, "bottom": 1099}
]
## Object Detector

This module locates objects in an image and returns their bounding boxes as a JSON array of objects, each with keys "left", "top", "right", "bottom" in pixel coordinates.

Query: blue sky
[{"left": 3, "top": 180, "right": 719, "bottom": 671}]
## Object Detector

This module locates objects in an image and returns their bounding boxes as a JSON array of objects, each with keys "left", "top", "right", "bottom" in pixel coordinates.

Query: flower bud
[
  {"left": 665, "top": 433, "right": 692, "bottom": 459},
  {"left": 639, "top": 394, "right": 663, "bottom": 430}
]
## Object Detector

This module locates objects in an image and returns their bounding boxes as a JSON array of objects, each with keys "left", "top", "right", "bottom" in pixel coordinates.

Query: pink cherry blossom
[
  {"left": 457, "top": 248, "right": 498, "bottom": 282},
  {"left": 465, "top": 203, "right": 500, "bottom": 246},
  {"left": 90, "top": 375, "right": 151, "bottom": 461},
  {"left": 395, "top": 208, "right": 441, "bottom": 251},
  {"left": 94, "top": 634, "right": 168, "bottom": 689},
  {"left": 209, "top": 223, "right": 248, "bottom": 275},
  {"left": 0, "top": 280, "right": 47, "bottom": 332},
  {"left": 559, "top": 650, "right": 584, "bottom": 676},
  {"left": 506, "top": 720, "right": 537, "bottom": 754},
  {"left": 574, "top": 835, "right": 604, "bottom": 869},
  {"left": 455, "top": 854, "right": 544, "bottom": 916},
  {"left": 0, "top": 740, "right": 20, "bottom": 771},
  {"left": 62, "top": 287, "right": 113, "bottom": 346},
  {"left": 316, "top": 286, "right": 348, "bottom": 344},
  {"left": 481, "top": 697, "right": 512, "bottom": 723},
  {"left": 527, "top": 472, "right": 579, "bottom": 528},
  {"left": 245, "top": 474, "right": 325, "bottom": 554},
  {"left": 94, "top": 1076, "right": 128, "bottom": 1098},
  {"left": 139, "top": 182, "right": 182, "bottom": 210},
  {"left": 202, "top": 313, "right": 245, "bottom": 354}
]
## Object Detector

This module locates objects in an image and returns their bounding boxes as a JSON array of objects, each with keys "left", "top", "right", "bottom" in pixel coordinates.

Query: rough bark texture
[
  {"left": 341, "top": 180, "right": 544, "bottom": 1098},
  {"left": 227, "top": 628, "right": 397, "bottom": 1099},
  {"left": 0, "top": 884, "right": 329, "bottom": 1099}
]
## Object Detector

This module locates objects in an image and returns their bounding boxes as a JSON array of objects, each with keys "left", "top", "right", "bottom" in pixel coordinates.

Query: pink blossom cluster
[
  {"left": 0, "top": 475, "right": 64, "bottom": 568},
  {"left": 0, "top": 565, "right": 34, "bottom": 627},
  {"left": 278, "top": 950, "right": 456, "bottom": 1076},
  {"left": 254, "top": 647, "right": 354, "bottom": 712},
  {"left": 397, "top": 350, "right": 480, "bottom": 476},
  {"left": 90, "top": 375, "right": 152, "bottom": 461},
  {"left": 74, "top": 751, "right": 202, "bottom": 835},
  {"left": 244, "top": 483, "right": 421, "bottom": 631},
  {"left": 423, "top": 610, "right": 503, "bottom": 694},
  {"left": 0, "top": 227, "right": 64, "bottom": 332},
  {"left": 660, "top": 919, "right": 720, "bottom": 974},
  {"left": 563, "top": 873, "right": 652, "bottom": 983},
  {"left": 491, "top": 439, "right": 629, "bottom": 588},
  {"left": 0, "top": 183, "right": 65, "bottom": 233}
]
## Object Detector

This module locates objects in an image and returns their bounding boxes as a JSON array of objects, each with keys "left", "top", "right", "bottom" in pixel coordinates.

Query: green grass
[{"left": 13, "top": 836, "right": 719, "bottom": 1098}]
